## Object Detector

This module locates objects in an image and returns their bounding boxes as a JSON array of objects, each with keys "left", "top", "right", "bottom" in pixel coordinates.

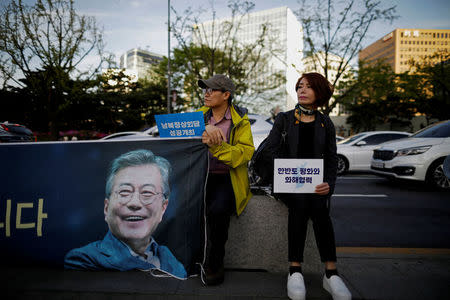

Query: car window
[
  {"left": 361, "top": 134, "right": 390, "bottom": 145},
  {"left": 248, "top": 119, "right": 257, "bottom": 125},
  {"left": 338, "top": 133, "right": 366, "bottom": 144},
  {"left": 362, "top": 133, "right": 408, "bottom": 145},
  {"left": 412, "top": 121, "right": 450, "bottom": 138},
  {"left": 387, "top": 133, "right": 410, "bottom": 140},
  {"left": 361, "top": 133, "right": 409, "bottom": 145}
]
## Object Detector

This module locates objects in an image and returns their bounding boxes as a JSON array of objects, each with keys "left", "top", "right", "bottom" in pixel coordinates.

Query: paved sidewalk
[{"left": 3, "top": 252, "right": 450, "bottom": 300}]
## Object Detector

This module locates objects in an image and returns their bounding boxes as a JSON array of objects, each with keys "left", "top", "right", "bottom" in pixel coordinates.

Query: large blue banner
[{"left": 0, "top": 138, "right": 208, "bottom": 278}]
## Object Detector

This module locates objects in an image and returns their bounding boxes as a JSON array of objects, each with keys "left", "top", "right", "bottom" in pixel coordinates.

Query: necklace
[
  {"left": 295, "top": 103, "right": 315, "bottom": 115},
  {"left": 294, "top": 104, "right": 315, "bottom": 124}
]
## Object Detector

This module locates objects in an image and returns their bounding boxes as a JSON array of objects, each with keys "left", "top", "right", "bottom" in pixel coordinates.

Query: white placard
[{"left": 274, "top": 159, "right": 323, "bottom": 193}]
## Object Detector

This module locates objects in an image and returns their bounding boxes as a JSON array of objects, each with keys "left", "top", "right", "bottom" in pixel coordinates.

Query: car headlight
[{"left": 395, "top": 145, "right": 432, "bottom": 157}]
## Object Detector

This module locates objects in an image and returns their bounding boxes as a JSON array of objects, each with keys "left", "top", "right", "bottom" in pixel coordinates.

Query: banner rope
[
  {"left": 147, "top": 268, "right": 187, "bottom": 280},
  {"left": 199, "top": 152, "right": 210, "bottom": 285}
]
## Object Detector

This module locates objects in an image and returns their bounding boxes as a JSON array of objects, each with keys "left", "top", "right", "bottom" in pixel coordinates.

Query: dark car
[{"left": 0, "top": 122, "right": 35, "bottom": 143}]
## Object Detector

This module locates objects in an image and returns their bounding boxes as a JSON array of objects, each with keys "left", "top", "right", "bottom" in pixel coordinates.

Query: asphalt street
[{"left": 331, "top": 173, "right": 450, "bottom": 248}]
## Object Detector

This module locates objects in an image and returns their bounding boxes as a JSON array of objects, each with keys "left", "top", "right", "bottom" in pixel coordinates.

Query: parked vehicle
[
  {"left": 101, "top": 131, "right": 144, "bottom": 140},
  {"left": 248, "top": 114, "right": 273, "bottom": 149},
  {"left": 0, "top": 121, "right": 35, "bottom": 143},
  {"left": 101, "top": 114, "right": 274, "bottom": 148},
  {"left": 101, "top": 125, "right": 160, "bottom": 140},
  {"left": 371, "top": 120, "right": 450, "bottom": 189},
  {"left": 103, "top": 114, "right": 350, "bottom": 152},
  {"left": 336, "top": 131, "right": 411, "bottom": 175}
]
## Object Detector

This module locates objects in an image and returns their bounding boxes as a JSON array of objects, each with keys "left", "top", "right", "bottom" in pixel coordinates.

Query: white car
[
  {"left": 336, "top": 131, "right": 411, "bottom": 175},
  {"left": 249, "top": 114, "right": 344, "bottom": 148},
  {"left": 371, "top": 120, "right": 450, "bottom": 189},
  {"left": 100, "top": 131, "right": 144, "bottom": 140},
  {"left": 101, "top": 114, "right": 274, "bottom": 148},
  {"left": 103, "top": 115, "right": 353, "bottom": 150},
  {"left": 101, "top": 126, "right": 160, "bottom": 140},
  {"left": 248, "top": 114, "right": 273, "bottom": 149}
]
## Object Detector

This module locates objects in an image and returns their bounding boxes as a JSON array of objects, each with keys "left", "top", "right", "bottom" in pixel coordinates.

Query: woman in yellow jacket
[{"left": 198, "top": 74, "right": 254, "bottom": 285}]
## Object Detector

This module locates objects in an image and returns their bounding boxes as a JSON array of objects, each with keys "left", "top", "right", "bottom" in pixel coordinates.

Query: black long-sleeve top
[{"left": 263, "top": 109, "right": 338, "bottom": 196}]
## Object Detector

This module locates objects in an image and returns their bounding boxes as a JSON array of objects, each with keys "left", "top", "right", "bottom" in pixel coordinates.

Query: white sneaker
[
  {"left": 287, "top": 272, "right": 306, "bottom": 300},
  {"left": 323, "top": 275, "right": 352, "bottom": 300}
]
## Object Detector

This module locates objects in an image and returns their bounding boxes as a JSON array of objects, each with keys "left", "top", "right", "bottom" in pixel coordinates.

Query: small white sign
[{"left": 274, "top": 159, "right": 323, "bottom": 193}]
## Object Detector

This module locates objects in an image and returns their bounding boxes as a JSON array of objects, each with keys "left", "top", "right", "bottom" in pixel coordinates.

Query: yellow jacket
[{"left": 199, "top": 104, "right": 254, "bottom": 215}]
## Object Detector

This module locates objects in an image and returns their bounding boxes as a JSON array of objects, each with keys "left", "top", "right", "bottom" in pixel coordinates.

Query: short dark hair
[
  {"left": 226, "top": 91, "right": 233, "bottom": 104},
  {"left": 295, "top": 72, "right": 334, "bottom": 108},
  {"left": 105, "top": 149, "right": 171, "bottom": 202}
]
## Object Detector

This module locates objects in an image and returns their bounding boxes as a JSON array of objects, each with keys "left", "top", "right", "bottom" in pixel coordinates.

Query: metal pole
[{"left": 167, "top": 0, "right": 171, "bottom": 113}]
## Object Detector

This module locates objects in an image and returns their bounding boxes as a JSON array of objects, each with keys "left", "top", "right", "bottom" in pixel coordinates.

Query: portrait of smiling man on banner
[{"left": 64, "top": 149, "right": 187, "bottom": 279}]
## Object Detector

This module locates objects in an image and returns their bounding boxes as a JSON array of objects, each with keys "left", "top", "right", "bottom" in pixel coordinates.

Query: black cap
[{"left": 198, "top": 74, "right": 236, "bottom": 95}]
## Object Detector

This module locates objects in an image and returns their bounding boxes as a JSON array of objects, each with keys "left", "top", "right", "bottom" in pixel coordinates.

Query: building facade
[
  {"left": 119, "top": 48, "right": 163, "bottom": 80},
  {"left": 193, "top": 6, "right": 303, "bottom": 115},
  {"left": 303, "top": 51, "right": 352, "bottom": 116},
  {"left": 359, "top": 28, "right": 450, "bottom": 73}
]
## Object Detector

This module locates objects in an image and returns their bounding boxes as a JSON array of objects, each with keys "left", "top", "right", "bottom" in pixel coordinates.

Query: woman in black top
[{"left": 265, "top": 73, "right": 351, "bottom": 300}]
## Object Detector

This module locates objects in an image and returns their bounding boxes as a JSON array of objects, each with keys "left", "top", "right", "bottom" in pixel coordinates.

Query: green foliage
[
  {"left": 337, "top": 60, "right": 415, "bottom": 131},
  {"left": 408, "top": 53, "right": 450, "bottom": 122},
  {"left": 0, "top": 66, "right": 102, "bottom": 137},
  {"left": 0, "top": 67, "right": 168, "bottom": 139},
  {"left": 167, "top": 0, "right": 286, "bottom": 112},
  {"left": 93, "top": 73, "right": 168, "bottom": 133},
  {"left": 0, "top": 0, "right": 109, "bottom": 139},
  {"left": 338, "top": 54, "right": 450, "bottom": 132},
  {"left": 154, "top": 44, "right": 276, "bottom": 109}
]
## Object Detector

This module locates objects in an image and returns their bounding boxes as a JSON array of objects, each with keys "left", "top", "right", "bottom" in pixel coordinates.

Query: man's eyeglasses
[
  {"left": 113, "top": 188, "right": 165, "bottom": 205},
  {"left": 202, "top": 88, "right": 223, "bottom": 95}
]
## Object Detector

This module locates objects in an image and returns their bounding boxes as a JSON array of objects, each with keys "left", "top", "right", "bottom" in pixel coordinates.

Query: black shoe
[{"left": 205, "top": 265, "right": 224, "bottom": 286}]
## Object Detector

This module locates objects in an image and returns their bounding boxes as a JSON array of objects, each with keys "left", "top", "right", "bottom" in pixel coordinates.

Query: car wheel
[
  {"left": 337, "top": 155, "right": 348, "bottom": 175},
  {"left": 426, "top": 159, "right": 450, "bottom": 190}
]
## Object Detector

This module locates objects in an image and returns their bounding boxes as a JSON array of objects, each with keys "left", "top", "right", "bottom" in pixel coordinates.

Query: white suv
[
  {"left": 336, "top": 131, "right": 411, "bottom": 174},
  {"left": 371, "top": 120, "right": 450, "bottom": 189}
]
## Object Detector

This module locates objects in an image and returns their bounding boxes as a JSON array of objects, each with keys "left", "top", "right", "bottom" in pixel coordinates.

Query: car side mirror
[{"left": 355, "top": 140, "right": 367, "bottom": 146}]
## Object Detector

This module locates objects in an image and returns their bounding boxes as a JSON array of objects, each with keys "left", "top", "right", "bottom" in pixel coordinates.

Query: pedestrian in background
[
  {"left": 264, "top": 73, "right": 351, "bottom": 300},
  {"left": 198, "top": 74, "right": 254, "bottom": 285}
]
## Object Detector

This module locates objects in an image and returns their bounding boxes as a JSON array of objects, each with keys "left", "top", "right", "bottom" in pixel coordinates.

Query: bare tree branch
[
  {"left": 295, "top": 0, "right": 398, "bottom": 114},
  {"left": 0, "top": 0, "right": 108, "bottom": 138},
  {"left": 168, "top": 0, "right": 286, "bottom": 113}
]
